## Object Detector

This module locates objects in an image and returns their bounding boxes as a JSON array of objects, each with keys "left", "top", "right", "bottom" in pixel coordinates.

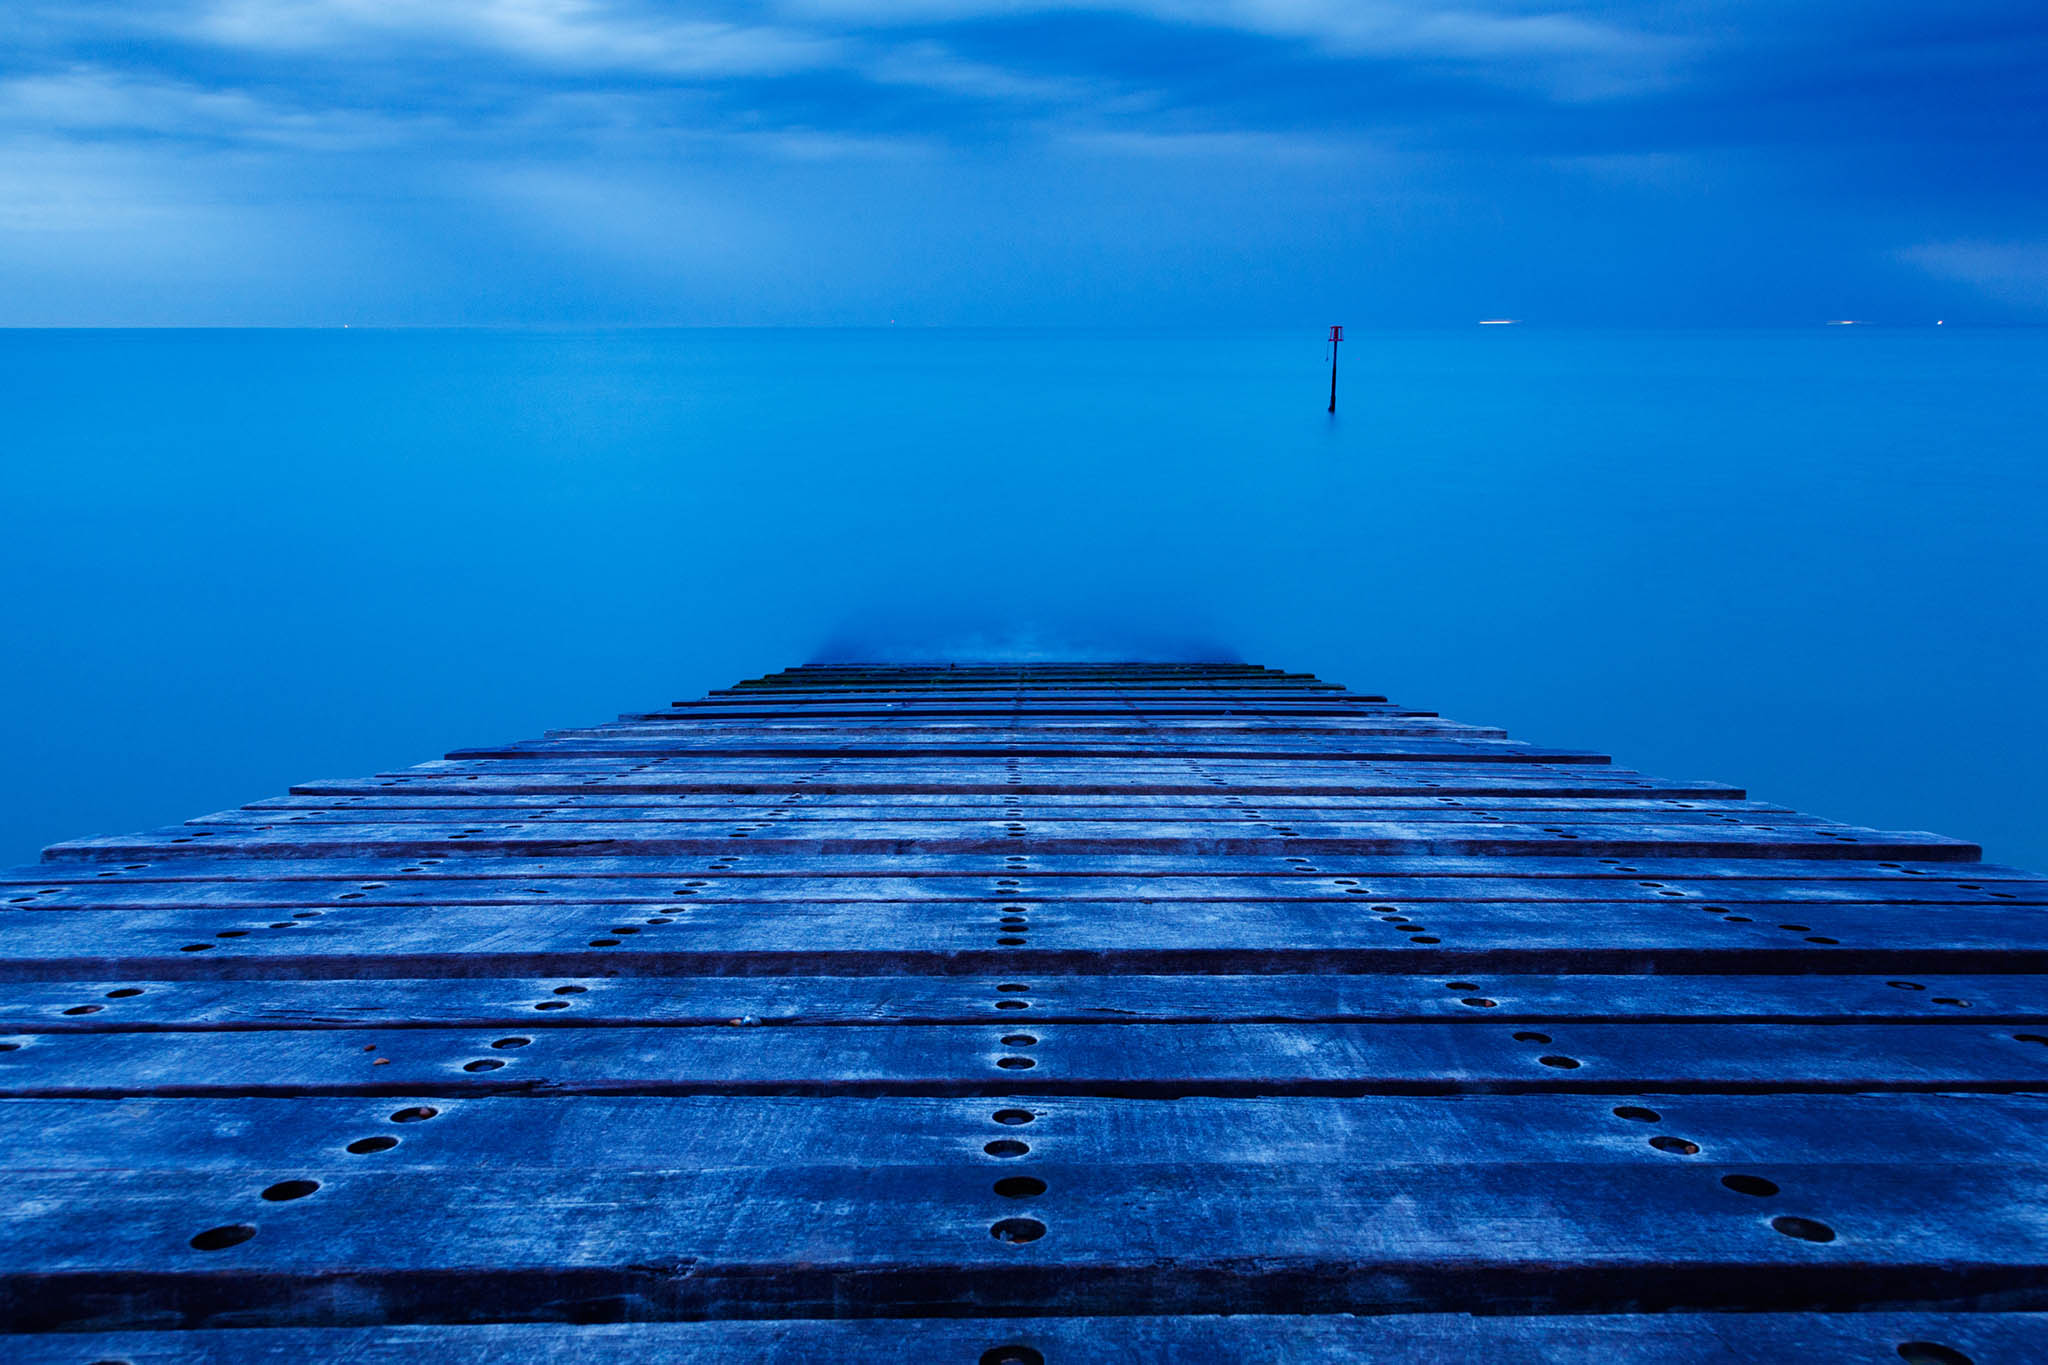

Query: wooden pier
[{"left": 2, "top": 661, "right": 2045, "bottom": 1361}]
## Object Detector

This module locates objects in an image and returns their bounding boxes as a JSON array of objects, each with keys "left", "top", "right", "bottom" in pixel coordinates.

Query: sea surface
[{"left": 2, "top": 327, "right": 2043, "bottom": 869}]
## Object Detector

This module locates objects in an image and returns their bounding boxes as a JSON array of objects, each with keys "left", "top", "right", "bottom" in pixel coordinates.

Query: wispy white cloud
[
  {"left": 1898, "top": 239, "right": 2048, "bottom": 308},
  {"left": 780, "top": 0, "right": 1670, "bottom": 70},
  {"left": 4, "top": 0, "right": 1151, "bottom": 152},
  {"left": 863, "top": 41, "right": 1121, "bottom": 107},
  {"left": 0, "top": 67, "right": 427, "bottom": 150},
  {"left": 1057, "top": 127, "right": 1363, "bottom": 164},
  {"left": 183, "top": 0, "right": 844, "bottom": 77}
]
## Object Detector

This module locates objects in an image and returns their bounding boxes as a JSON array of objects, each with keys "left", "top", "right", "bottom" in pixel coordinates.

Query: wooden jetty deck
[{"left": 2, "top": 661, "right": 2045, "bottom": 1362}]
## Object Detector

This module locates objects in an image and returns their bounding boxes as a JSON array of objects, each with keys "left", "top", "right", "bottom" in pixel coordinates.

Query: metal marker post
[{"left": 1327, "top": 324, "right": 1343, "bottom": 413}]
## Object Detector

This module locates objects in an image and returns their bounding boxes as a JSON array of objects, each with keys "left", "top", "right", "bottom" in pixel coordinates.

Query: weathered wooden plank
[
  {"left": 442, "top": 740, "right": 1609, "bottom": 761},
  {"left": 189, "top": 801, "right": 1824, "bottom": 826},
  {"left": 289, "top": 769, "right": 1745, "bottom": 797},
  {"left": 664, "top": 704, "right": 1409, "bottom": 718},
  {"left": 2, "top": 1162, "right": 2045, "bottom": 1325},
  {"left": 680, "top": 691, "right": 1382, "bottom": 705},
  {"left": 10, "top": 1092, "right": 2046, "bottom": 1169},
  {"left": 236, "top": 793, "right": 1796, "bottom": 813},
  {"left": 5, "top": 1021, "right": 2047, "bottom": 1097},
  {"left": 0, "top": 974, "right": 2035, "bottom": 1033},
  {"left": 707, "top": 686, "right": 1353, "bottom": 695},
  {"left": 350, "top": 753, "right": 1658, "bottom": 770},
  {"left": 457, "top": 724, "right": 1554, "bottom": 742},
  {"left": 12, "top": 875, "right": 2034, "bottom": 926},
  {"left": 714, "top": 684, "right": 1360, "bottom": 696},
  {"left": 39, "top": 818, "right": 1978, "bottom": 862},
  {"left": 335, "top": 770, "right": 1689, "bottom": 790},
  {"left": 573, "top": 717, "right": 1502, "bottom": 734},
  {"left": 3, "top": 1313, "right": 2038, "bottom": 1365},
  {"left": 13, "top": 855, "right": 2028, "bottom": 895},
  {"left": 0, "top": 899, "right": 2041, "bottom": 979}
]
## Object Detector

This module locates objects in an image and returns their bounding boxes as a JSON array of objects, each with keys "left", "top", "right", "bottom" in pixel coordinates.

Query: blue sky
[{"left": 2, "top": 0, "right": 2044, "bottom": 324}]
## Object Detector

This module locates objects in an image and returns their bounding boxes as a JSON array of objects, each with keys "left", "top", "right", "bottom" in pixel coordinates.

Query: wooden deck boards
[{"left": 1, "top": 662, "right": 2042, "bottom": 1362}]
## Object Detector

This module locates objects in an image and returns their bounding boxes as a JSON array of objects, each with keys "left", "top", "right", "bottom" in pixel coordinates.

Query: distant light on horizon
[{"left": 1478, "top": 319, "right": 1520, "bottom": 326}]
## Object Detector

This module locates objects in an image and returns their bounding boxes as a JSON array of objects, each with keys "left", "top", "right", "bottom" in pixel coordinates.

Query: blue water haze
[{"left": 1, "top": 327, "right": 2042, "bottom": 868}]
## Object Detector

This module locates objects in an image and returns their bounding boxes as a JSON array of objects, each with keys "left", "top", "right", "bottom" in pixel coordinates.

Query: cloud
[
  {"left": 0, "top": 67, "right": 424, "bottom": 150},
  {"left": 0, "top": 0, "right": 2044, "bottom": 322},
  {"left": 1898, "top": 240, "right": 2048, "bottom": 309},
  {"left": 183, "top": 0, "right": 844, "bottom": 77},
  {"left": 863, "top": 41, "right": 1123, "bottom": 108},
  {"left": 780, "top": 0, "right": 1670, "bottom": 76},
  {"left": 1057, "top": 127, "right": 1358, "bottom": 164}
]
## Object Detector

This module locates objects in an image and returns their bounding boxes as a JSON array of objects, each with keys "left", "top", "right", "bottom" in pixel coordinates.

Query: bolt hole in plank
[
  {"left": 1538, "top": 1055, "right": 1582, "bottom": 1069},
  {"left": 992, "top": 1109, "right": 1035, "bottom": 1126},
  {"left": 996, "top": 1056, "right": 1035, "bottom": 1070},
  {"left": 1650, "top": 1136, "right": 1702, "bottom": 1155},
  {"left": 994, "top": 1177, "right": 1048, "bottom": 1198},
  {"left": 1722, "top": 1174, "right": 1780, "bottom": 1197},
  {"left": 1897, "top": 1345, "right": 1976, "bottom": 1365},
  {"left": 260, "top": 1180, "right": 320, "bottom": 1202},
  {"left": 1771, "top": 1215, "right": 1838, "bottom": 1243},
  {"left": 985, "top": 1140, "right": 1030, "bottom": 1157},
  {"left": 188, "top": 1224, "right": 256, "bottom": 1252},
  {"left": 390, "top": 1107, "right": 438, "bottom": 1123},
  {"left": 1613, "top": 1107, "right": 1660, "bottom": 1122},
  {"left": 1514, "top": 1032, "right": 1552, "bottom": 1044},
  {"left": 990, "top": 1218, "right": 1047, "bottom": 1244},
  {"left": 463, "top": 1059, "right": 505, "bottom": 1072},
  {"left": 1001, "top": 1035, "right": 1038, "bottom": 1047},
  {"left": 347, "top": 1136, "right": 399, "bottom": 1154},
  {"left": 980, "top": 1347, "right": 1045, "bottom": 1365}
]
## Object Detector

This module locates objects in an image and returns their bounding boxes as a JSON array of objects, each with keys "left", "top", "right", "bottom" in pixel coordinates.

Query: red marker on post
[{"left": 1327, "top": 324, "right": 1343, "bottom": 413}]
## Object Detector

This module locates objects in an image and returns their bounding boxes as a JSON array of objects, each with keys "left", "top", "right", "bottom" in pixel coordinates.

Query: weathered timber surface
[
  {"left": 0, "top": 973, "right": 2034, "bottom": 1030},
  {"left": 5, "top": 1315, "right": 2046, "bottom": 1365},
  {"left": 5, "top": 900, "right": 2048, "bottom": 980},
  {"left": 8, "top": 1020, "right": 2048, "bottom": 1097},
  {"left": 1, "top": 662, "right": 2040, "bottom": 1363}
]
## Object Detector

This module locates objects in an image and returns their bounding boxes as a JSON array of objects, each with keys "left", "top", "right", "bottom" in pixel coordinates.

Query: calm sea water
[{"left": 2, "top": 327, "right": 2043, "bottom": 869}]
